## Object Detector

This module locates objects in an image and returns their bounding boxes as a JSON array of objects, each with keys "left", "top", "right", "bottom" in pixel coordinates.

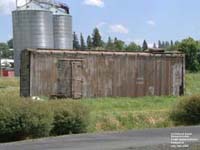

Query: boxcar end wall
[{"left": 20, "top": 49, "right": 185, "bottom": 98}]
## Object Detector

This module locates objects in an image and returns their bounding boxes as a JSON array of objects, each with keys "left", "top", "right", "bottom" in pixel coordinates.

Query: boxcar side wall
[
  {"left": 23, "top": 51, "right": 185, "bottom": 98},
  {"left": 29, "top": 53, "right": 58, "bottom": 96}
]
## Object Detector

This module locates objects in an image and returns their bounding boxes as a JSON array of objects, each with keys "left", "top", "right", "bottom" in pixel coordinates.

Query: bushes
[
  {"left": 0, "top": 99, "right": 53, "bottom": 142},
  {"left": 50, "top": 101, "right": 89, "bottom": 135},
  {"left": 0, "top": 98, "right": 89, "bottom": 143},
  {"left": 170, "top": 95, "right": 200, "bottom": 125}
]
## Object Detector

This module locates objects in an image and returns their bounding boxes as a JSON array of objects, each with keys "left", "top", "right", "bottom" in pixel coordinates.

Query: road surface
[{"left": 0, "top": 126, "right": 199, "bottom": 150}]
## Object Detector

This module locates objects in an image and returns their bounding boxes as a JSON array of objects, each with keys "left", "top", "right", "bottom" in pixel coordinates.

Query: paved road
[{"left": 0, "top": 126, "right": 199, "bottom": 150}]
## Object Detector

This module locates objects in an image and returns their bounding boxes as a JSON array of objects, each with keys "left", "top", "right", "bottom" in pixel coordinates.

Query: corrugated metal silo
[
  {"left": 53, "top": 14, "right": 73, "bottom": 49},
  {"left": 12, "top": 10, "right": 54, "bottom": 76}
]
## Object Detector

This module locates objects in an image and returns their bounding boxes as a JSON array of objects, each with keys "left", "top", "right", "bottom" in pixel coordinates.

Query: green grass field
[{"left": 0, "top": 73, "right": 200, "bottom": 132}]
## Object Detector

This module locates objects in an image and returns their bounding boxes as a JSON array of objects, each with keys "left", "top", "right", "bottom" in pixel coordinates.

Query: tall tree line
[
  {"left": 73, "top": 27, "right": 143, "bottom": 51},
  {"left": 157, "top": 40, "right": 180, "bottom": 51}
]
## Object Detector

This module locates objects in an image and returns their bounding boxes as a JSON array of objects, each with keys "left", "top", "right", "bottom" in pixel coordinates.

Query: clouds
[
  {"left": 0, "top": 0, "right": 15, "bottom": 14},
  {"left": 0, "top": 0, "right": 53, "bottom": 14},
  {"left": 96, "top": 22, "right": 107, "bottom": 28},
  {"left": 146, "top": 20, "right": 156, "bottom": 26},
  {"left": 109, "top": 24, "right": 129, "bottom": 34},
  {"left": 96, "top": 22, "right": 129, "bottom": 35},
  {"left": 83, "top": 0, "right": 104, "bottom": 7}
]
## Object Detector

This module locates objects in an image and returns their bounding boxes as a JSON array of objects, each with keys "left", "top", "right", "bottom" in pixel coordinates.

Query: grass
[
  {"left": 0, "top": 73, "right": 200, "bottom": 133},
  {"left": 0, "top": 77, "right": 19, "bottom": 88},
  {"left": 185, "top": 73, "right": 200, "bottom": 95},
  {"left": 0, "top": 77, "right": 19, "bottom": 98},
  {"left": 81, "top": 97, "right": 176, "bottom": 132}
]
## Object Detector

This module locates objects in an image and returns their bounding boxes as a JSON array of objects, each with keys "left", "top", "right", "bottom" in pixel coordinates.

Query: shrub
[
  {"left": 170, "top": 95, "right": 200, "bottom": 125},
  {"left": 50, "top": 101, "right": 89, "bottom": 136},
  {"left": 0, "top": 98, "right": 53, "bottom": 142},
  {"left": 0, "top": 91, "right": 90, "bottom": 142},
  {"left": 178, "top": 37, "right": 200, "bottom": 72}
]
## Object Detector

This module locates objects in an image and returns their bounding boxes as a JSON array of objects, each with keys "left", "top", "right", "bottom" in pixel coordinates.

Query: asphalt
[{"left": 0, "top": 126, "right": 199, "bottom": 150}]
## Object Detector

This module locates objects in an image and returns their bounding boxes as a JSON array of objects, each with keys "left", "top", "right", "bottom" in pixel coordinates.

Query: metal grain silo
[
  {"left": 12, "top": 9, "right": 54, "bottom": 76},
  {"left": 53, "top": 14, "right": 73, "bottom": 49}
]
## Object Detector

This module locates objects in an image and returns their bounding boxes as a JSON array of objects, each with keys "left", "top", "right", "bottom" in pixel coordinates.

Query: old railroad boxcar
[{"left": 20, "top": 49, "right": 185, "bottom": 98}]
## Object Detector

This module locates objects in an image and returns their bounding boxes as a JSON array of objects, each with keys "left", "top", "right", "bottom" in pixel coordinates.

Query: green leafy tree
[
  {"left": 114, "top": 38, "right": 125, "bottom": 50},
  {"left": 142, "top": 40, "right": 148, "bottom": 51},
  {"left": 126, "top": 42, "right": 141, "bottom": 51},
  {"left": 0, "top": 43, "right": 12, "bottom": 58},
  {"left": 73, "top": 32, "right": 80, "bottom": 50},
  {"left": 178, "top": 37, "right": 200, "bottom": 72},
  {"left": 80, "top": 33, "right": 86, "bottom": 50},
  {"left": 92, "top": 28, "right": 102, "bottom": 48},
  {"left": 87, "top": 36, "right": 92, "bottom": 50}
]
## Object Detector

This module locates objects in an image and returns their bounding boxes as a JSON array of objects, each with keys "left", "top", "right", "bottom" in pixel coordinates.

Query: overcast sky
[{"left": 1, "top": 0, "right": 200, "bottom": 46}]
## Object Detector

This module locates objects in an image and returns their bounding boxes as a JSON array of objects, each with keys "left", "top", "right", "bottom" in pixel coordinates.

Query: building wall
[{"left": 20, "top": 50, "right": 185, "bottom": 98}]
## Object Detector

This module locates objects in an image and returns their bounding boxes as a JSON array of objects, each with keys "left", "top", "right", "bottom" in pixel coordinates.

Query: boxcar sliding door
[
  {"left": 57, "top": 60, "right": 83, "bottom": 99},
  {"left": 71, "top": 61, "right": 83, "bottom": 99},
  {"left": 57, "top": 60, "right": 72, "bottom": 98}
]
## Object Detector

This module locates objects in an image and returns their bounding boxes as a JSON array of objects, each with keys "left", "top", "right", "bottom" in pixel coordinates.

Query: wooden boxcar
[{"left": 20, "top": 49, "right": 185, "bottom": 98}]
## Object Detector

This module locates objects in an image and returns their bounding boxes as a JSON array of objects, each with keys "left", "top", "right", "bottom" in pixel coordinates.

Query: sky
[{"left": 1, "top": 0, "right": 200, "bottom": 46}]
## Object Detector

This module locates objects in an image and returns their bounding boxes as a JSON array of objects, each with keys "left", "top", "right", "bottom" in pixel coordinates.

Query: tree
[
  {"left": 7, "top": 39, "right": 13, "bottom": 49},
  {"left": 167, "top": 40, "right": 180, "bottom": 51},
  {"left": 0, "top": 43, "right": 12, "bottom": 58},
  {"left": 87, "top": 36, "right": 92, "bottom": 50},
  {"left": 126, "top": 42, "right": 141, "bottom": 51},
  {"left": 114, "top": 38, "right": 125, "bottom": 50},
  {"left": 165, "top": 41, "right": 170, "bottom": 47},
  {"left": 92, "top": 28, "right": 102, "bottom": 48},
  {"left": 175, "top": 41, "right": 180, "bottom": 46},
  {"left": 142, "top": 40, "right": 148, "bottom": 51},
  {"left": 178, "top": 37, "right": 200, "bottom": 72},
  {"left": 153, "top": 43, "right": 157, "bottom": 48},
  {"left": 73, "top": 32, "right": 80, "bottom": 50},
  {"left": 80, "top": 33, "right": 86, "bottom": 50},
  {"left": 106, "top": 37, "right": 114, "bottom": 50},
  {"left": 170, "top": 40, "right": 174, "bottom": 46},
  {"left": 158, "top": 40, "right": 162, "bottom": 48},
  {"left": 162, "top": 41, "right": 165, "bottom": 48}
]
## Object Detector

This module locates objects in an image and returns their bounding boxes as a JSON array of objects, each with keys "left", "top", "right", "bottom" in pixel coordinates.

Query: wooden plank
[{"left": 72, "top": 61, "right": 83, "bottom": 99}]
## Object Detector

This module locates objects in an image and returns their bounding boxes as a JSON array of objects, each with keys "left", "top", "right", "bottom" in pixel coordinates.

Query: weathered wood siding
[
  {"left": 20, "top": 50, "right": 185, "bottom": 98},
  {"left": 20, "top": 50, "right": 30, "bottom": 97}
]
